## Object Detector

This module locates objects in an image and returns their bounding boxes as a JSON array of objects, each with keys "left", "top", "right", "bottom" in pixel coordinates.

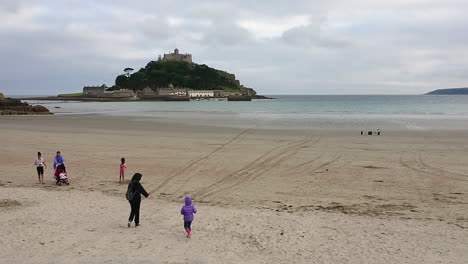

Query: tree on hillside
[
  {"left": 124, "top": 67, "right": 134, "bottom": 77},
  {"left": 115, "top": 74, "right": 128, "bottom": 88},
  {"left": 128, "top": 71, "right": 147, "bottom": 91}
]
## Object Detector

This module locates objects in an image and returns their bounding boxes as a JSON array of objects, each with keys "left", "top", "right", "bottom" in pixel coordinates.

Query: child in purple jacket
[{"left": 181, "top": 196, "right": 197, "bottom": 238}]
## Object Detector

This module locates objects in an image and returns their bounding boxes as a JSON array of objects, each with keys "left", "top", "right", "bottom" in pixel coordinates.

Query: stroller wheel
[{"left": 66, "top": 183, "right": 69, "bottom": 185}]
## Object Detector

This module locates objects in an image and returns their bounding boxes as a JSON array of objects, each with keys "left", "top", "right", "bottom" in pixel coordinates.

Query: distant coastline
[{"left": 426, "top": 88, "right": 468, "bottom": 95}]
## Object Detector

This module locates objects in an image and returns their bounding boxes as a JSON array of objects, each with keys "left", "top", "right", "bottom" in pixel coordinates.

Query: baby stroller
[{"left": 54, "top": 164, "right": 69, "bottom": 186}]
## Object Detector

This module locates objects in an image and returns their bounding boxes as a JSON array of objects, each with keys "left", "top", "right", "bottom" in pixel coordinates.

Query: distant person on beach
[
  {"left": 53, "top": 151, "right": 65, "bottom": 170},
  {"left": 126, "top": 173, "right": 150, "bottom": 227},
  {"left": 53, "top": 151, "right": 65, "bottom": 184},
  {"left": 119, "top": 157, "right": 127, "bottom": 182},
  {"left": 181, "top": 196, "right": 197, "bottom": 238},
  {"left": 34, "top": 152, "right": 47, "bottom": 184}
]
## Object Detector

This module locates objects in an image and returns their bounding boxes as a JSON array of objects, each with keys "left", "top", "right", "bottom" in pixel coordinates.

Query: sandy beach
[{"left": 1, "top": 114, "right": 467, "bottom": 263}]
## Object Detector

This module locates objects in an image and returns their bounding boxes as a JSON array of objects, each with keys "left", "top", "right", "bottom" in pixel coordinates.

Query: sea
[
  {"left": 18, "top": 95, "right": 468, "bottom": 115},
  {"left": 17, "top": 95, "right": 468, "bottom": 130}
]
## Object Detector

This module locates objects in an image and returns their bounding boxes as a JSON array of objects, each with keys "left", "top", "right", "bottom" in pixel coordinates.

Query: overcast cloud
[{"left": 1, "top": 0, "right": 468, "bottom": 95}]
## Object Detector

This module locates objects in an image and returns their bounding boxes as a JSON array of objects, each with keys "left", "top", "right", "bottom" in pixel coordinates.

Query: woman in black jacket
[{"left": 127, "top": 173, "right": 150, "bottom": 227}]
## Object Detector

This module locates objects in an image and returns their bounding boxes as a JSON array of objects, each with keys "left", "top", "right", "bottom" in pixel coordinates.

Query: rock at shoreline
[
  {"left": 0, "top": 93, "right": 52, "bottom": 115},
  {"left": 252, "top": 95, "right": 274, "bottom": 99}
]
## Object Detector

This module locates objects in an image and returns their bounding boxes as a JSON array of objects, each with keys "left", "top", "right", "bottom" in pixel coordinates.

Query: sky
[{"left": 1, "top": 0, "right": 468, "bottom": 95}]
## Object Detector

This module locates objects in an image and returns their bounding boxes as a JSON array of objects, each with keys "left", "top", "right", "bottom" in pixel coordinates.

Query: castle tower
[{"left": 162, "top": 48, "right": 192, "bottom": 63}]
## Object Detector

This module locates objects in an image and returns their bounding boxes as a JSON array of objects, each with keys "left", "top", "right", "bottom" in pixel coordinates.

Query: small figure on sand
[
  {"left": 126, "top": 173, "right": 150, "bottom": 227},
  {"left": 53, "top": 151, "right": 66, "bottom": 185},
  {"left": 119, "top": 157, "right": 127, "bottom": 182},
  {"left": 181, "top": 196, "right": 197, "bottom": 238},
  {"left": 53, "top": 151, "right": 65, "bottom": 170},
  {"left": 34, "top": 152, "right": 47, "bottom": 184}
]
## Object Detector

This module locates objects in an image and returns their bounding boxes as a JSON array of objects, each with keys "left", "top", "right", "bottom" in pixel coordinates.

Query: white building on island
[{"left": 188, "top": 90, "right": 214, "bottom": 98}]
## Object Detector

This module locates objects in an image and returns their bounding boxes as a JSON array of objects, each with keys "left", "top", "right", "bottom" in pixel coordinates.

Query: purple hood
[
  {"left": 185, "top": 196, "right": 192, "bottom": 206},
  {"left": 181, "top": 196, "right": 197, "bottom": 222}
]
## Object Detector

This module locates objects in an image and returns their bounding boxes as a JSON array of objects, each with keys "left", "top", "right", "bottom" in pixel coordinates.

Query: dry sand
[{"left": 0, "top": 114, "right": 467, "bottom": 263}]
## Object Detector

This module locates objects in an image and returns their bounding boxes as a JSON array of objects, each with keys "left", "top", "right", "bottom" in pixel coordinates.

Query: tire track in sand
[
  {"left": 193, "top": 136, "right": 321, "bottom": 201},
  {"left": 281, "top": 152, "right": 341, "bottom": 184},
  {"left": 147, "top": 127, "right": 252, "bottom": 195},
  {"left": 191, "top": 138, "right": 306, "bottom": 200},
  {"left": 261, "top": 151, "right": 340, "bottom": 181},
  {"left": 235, "top": 136, "right": 323, "bottom": 187},
  {"left": 308, "top": 154, "right": 342, "bottom": 174},
  {"left": 399, "top": 151, "right": 467, "bottom": 182},
  {"left": 417, "top": 153, "right": 468, "bottom": 179}
]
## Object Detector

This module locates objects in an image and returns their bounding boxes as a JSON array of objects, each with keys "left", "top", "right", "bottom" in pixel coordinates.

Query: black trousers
[
  {"left": 36, "top": 166, "right": 44, "bottom": 175},
  {"left": 184, "top": 221, "right": 192, "bottom": 231},
  {"left": 128, "top": 199, "right": 141, "bottom": 225}
]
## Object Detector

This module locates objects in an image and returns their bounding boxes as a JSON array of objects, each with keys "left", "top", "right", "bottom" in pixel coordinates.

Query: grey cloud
[
  {"left": 281, "top": 24, "right": 352, "bottom": 48},
  {"left": 1, "top": 0, "right": 468, "bottom": 95},
  {"left": 201, "top": 22, "right": 253, "bottom": 46},
  {"left": 0, "top": 0, "right": 24, "bottom": 11}
]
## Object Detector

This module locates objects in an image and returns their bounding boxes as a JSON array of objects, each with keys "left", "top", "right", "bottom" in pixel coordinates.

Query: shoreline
[
  {"left": 6, "top": 108, "right": 468, "bottom": 132},
  {"left": 17, "top": 96, "right": 137, "bottom": 102},
  {"left": 16, "top": 94, "right": 273, "bottom": 102}
]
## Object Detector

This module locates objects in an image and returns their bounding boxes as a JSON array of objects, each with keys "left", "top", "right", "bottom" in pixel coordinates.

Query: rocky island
[
  {"left": 115, "top": 49, "right": 257, "bottom": 96},
  {"left": 20, "top": 49, "right": 270, "bottom": 102}
]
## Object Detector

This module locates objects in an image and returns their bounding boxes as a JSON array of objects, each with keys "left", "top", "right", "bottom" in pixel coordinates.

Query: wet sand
[{"left": 0, "top": 114, "right": 467, "bottom": 263}]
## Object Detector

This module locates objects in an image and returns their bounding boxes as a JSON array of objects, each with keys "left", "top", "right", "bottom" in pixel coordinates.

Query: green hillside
[{"left": 114, "top": 60, "right": 255, "bottom": 94}]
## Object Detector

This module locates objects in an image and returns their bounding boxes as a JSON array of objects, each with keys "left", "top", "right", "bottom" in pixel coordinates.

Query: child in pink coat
[{"left": 119, "top": 157, "right": 127, "bottom": 182}]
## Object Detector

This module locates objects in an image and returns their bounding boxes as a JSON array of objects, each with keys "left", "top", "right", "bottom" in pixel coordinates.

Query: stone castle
[
  {"left": 159, "top": 48, "right": 192, "bottom": 63},
  {"left": 83, "top": 85, "right": 134, "bottom": 98}
]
